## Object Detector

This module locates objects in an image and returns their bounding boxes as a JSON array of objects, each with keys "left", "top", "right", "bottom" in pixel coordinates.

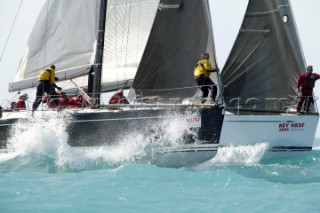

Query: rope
[{"left": 0, "top": 0, "right": 23, "bottom": 61}]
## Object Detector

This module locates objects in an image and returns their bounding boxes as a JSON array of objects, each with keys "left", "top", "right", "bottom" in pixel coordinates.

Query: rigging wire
[
  {"left": 44, "top": 0, "right": 50, "bottom": 66},
  {"left": 115, "top": 0, "right": 133, "bottom": 89},
  {"left": 116, "top": 1, "right": 128, "bottom": 88},
  {"left": 135, "top": 2, "right": 142, "bottom": 68},
  {"left": 114, "top": 1, "right": 119, "bottom": 88},
  {"left": 124, "top": 0, "right": 133, "bottom": 84},
  {"left": 0, "top": 0, "right": 23, "bottom": 62}
]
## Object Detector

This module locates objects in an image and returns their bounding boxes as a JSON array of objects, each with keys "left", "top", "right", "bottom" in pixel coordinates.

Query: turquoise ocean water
[{"left": 1, "top": 118, "right": 320, "bottom": 213}]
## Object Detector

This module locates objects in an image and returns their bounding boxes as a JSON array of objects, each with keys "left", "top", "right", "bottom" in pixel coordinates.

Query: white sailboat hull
[{"left": 220, "top": 113, "right": 319, "bottom": 151}]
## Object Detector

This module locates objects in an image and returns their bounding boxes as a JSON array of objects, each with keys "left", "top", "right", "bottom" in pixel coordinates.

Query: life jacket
[
  {"left": 193, "top": 59, "right": 216, "bottom": 77},
  {"left": 38, "top": 68, "right": 56, "bottom": 85}
]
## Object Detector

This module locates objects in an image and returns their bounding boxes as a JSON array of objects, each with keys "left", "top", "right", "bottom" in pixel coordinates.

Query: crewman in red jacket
[
  {"left": 15, "top": 94, "right": 28, "bottom": 110},
  {"left": 59, "top": 92, "right": 77, "bottom": 108},
  {"left": 296, "top": 65, "right": 320, "bottom": 114},
  {"left": 109, "top": 89, "right": 129, "bottom": 104}
]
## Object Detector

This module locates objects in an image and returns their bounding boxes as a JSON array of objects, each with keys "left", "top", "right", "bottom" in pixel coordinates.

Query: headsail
[
  {"left": 100, "top": 0, "right": 160, "bottom": 92},
  {"left": 132, "top": 0, "right": 219, "bottom": 101},
  {"left": 221, "top": 0, "right": 306, "bottom": 111}
]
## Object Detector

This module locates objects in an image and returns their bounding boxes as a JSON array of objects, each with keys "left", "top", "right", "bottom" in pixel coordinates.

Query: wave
[
  {"left": 2, "top": 112, "right": 320, "bottom": 178},
  {"left": 194, "top": 143, "right": 320, "bottom": 184},
  {"left": 0, "top": 111, "right": 199, "bottom": 172},
  {"left": 0, "top": 113, "right": 151, "bottom": 173},
  {"left": 313, "top": 137, "right": 320, "bottom": 150}
]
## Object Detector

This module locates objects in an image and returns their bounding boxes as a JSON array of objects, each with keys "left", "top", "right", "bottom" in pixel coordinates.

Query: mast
[{"left": 89, "top": 0, "right": 107, "bottom": 107}]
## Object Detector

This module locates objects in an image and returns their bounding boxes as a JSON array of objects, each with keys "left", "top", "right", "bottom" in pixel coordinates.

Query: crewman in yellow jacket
[
  {"left": 194, "top": 53, "right": 219, "bottom": 103},
  {"left": 32, "top": 65, "right": 62, "bottom": 110}
]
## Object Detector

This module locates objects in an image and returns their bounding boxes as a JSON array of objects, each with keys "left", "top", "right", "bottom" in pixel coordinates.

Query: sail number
[
  {"left": 186, "top": 117, "right": 201, "bottom": 128},
  {"left": 279, "top": 122, "right": 305, "bottom": 132}
]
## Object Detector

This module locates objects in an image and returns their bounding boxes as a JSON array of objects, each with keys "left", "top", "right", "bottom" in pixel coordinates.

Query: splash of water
[
  {"left": 212, "top": 143, "right": 268, "bottom": 164},
  {"left": 0, "top": 110, "right": 200, "bottom": 172},
  {"left": 148, "top": 113, "right": 196, "bottom": 147},
  {"left": 313, "top": 137, "right": 320, "bottom": 150},
  {"left": 195, "top": 143, "right": 268, "bottom": 169}
]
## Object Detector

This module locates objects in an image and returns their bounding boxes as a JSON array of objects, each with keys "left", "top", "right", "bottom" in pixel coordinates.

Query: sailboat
[
  {"left": 0, "top": 0, "right": 225, "bottom": 167},
  {"left": 219, "top": 0, "right": 319, "bottom": 153}
]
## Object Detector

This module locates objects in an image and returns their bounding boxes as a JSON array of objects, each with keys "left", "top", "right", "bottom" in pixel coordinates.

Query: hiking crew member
[
  {"left": 32, "top": 65, "right": 62, "bottom": 110},
  {"left": 109, "top": 89, "right": 129, "bottom": 104},
  {"left": 16, "top": 94, "right": 28, "bottom": 110},
  {"left": 193, "top": 53, "right": 219, "bottom": 103},
  {"left": 296, "top": 65, "right": 320, "bottom": 113}
]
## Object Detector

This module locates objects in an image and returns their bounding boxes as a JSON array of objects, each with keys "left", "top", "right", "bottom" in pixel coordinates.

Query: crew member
[
  {"left": 16, "top": 94, "right": 28, "bottom": 110},
  {"left": 32, "top": 65, "right": 62, "bottom": 110},
  {"left": 296, "top": 65, "right": 320, "bottom": 114},
  {"left": 193, "top": 53, "right": 219, "bottom": 103},
  {"left": 109, "top": 89, "right": 129, "bottom": 104},
  {"left": 59, "top": 92, "right": 77, "bottom": 108}
]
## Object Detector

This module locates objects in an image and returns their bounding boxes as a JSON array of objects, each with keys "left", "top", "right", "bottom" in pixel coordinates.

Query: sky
[{"left": 0, "top": 1, "right": 320, "bottom": 121}]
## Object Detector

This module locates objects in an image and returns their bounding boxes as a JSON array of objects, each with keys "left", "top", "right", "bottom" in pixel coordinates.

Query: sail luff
[
  {"left": 91, "top": 0, "right": 108, "bottom": 106},
  {"left": 203, "top": 0, "right": 223, "bottom": 101}
]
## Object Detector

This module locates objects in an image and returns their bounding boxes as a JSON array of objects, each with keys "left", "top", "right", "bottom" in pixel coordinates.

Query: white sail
[
  {"left": 101, "top": 0, "right": 160, "bottom": 88},
  {"left": 9, "top": 0, "right": 99, "bottom": 92}
]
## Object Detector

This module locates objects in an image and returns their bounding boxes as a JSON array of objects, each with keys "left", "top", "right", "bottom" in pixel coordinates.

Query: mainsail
[
  {"left": 9, "top": 0, "right": 99, "bottom": 92},
  {"left": 9, "top": 0, "right": 160, "bottom": 95},
  {"left": 221, "top": 0, "right": 306, "bottom": 111}
]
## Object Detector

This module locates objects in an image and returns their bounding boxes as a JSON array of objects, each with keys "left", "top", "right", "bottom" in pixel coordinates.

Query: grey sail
[
  {"left": 220, "top": 0, "right": 306, "bottom": 112},
  {"left": 132, "top": 0, "right": 218, "bottom": 101}
]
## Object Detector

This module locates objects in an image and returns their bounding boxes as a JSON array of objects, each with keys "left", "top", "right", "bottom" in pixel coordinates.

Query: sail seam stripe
[
  {"left": 246, "top": 4, "right": 290, "bottom": 16},
  {"left": 239, "top": 29, "right": 270, "bottom": 33}
]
